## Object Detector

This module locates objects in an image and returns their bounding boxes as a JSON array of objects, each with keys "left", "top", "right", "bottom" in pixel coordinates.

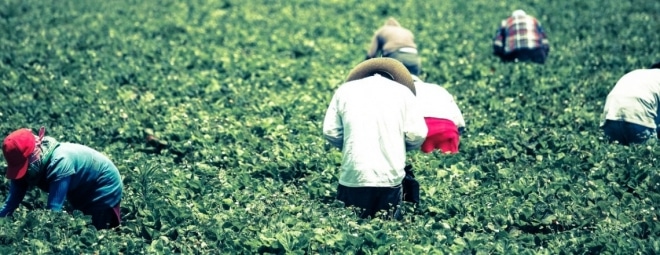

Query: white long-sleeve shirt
[
  {"left": 412, "top": 76, "right": 466, "bottom": 129},
  {"left": 323, "top": 75, "right": 427, "bottom": 187},
  {"left": 601, "top": 69, "right": 660, "bottom": 128}
]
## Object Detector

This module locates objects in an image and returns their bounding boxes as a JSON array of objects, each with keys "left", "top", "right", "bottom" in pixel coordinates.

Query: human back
[
  {"left": 333, "top": 75, "right": 419, "bottom": 187},
  {"left": 501, "top": 14, "right": 545, "bottom": 52},
  {"left": 492, "top": 10, "right": 549, "bottom": 64},
  {"left": 374, "top": 26, "right": 417, "bottom": 56},
  {"left": 323, "top": 58, "right": 427, "bottom": 219},
  {"left": 43, "top": 142, "right": 123, "bottom": 212},
  {"left": 413, "top": 79, "right": 465, "bottom": 128},
  {"left": 602, "top": 69, "right": 660, "bottom": 128},
  {"left": 366, "top": 17, "right": 421, "bottom": 75}
]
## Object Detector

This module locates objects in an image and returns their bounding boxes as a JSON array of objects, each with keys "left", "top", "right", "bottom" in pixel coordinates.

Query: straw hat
[{"left": 345, "top": 58, "right": 416, "bottom": 95}]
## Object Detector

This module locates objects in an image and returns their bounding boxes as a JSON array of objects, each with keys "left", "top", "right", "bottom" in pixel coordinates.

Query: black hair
[{"left": 651, "top": 61, "right": 660, "bottom": 69}]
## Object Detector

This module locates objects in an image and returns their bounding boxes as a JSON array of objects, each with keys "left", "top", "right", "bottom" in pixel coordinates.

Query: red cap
[{"left": 2, "top": 129, "right": 36, "bottom": 179}]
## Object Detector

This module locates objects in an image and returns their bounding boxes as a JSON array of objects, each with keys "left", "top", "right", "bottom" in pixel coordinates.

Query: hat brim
[
  {"left": 346, "top": 58, "right": 416, "bottom": 95},
  {"left": 6, "top": 159, "right": 28, "bottom": 180}
]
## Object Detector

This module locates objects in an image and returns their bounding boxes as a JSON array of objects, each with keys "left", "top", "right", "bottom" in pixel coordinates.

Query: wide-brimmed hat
[
  {"left": 345, "top": 57, "right": 416, "bottom": 95},
  {"left": 2, "top": 128, "right": 36, "bottom": 179}
]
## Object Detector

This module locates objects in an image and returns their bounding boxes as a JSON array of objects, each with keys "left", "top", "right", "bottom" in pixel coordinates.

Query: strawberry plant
[{"left": 0, "top": 0, "right": 659, "bottom": 253}]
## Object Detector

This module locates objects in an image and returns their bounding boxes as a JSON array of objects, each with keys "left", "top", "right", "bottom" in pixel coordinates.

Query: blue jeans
[
  {"left": 337, "top": 184, "right": 402, "bottom": 220},
  {"left": 84, "top": 203, "right": 121, "bottom": 230},
  {"left": 602, "top": 120, "right": 656, "bottom": 145}
]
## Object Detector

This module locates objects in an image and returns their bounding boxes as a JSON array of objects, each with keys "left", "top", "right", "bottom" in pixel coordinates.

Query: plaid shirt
[{"left": 493, "top": 15, "right": 549, "bottom": 55}]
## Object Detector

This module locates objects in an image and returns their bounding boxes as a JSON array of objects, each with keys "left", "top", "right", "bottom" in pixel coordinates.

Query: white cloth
[
  {"left": 512, "top": 10, "right": 527, "bottom": 17},
  {"left": 602, "top": 69, "right": 660, "bottom": 128},
  {"left": 412, "top": 76, "right": 466, "bottom": 128},
  {"left": 323, "top": 75, "right": 427, "bottom": 187}
]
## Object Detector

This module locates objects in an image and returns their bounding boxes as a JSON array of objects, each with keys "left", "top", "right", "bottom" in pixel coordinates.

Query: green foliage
[{"left": 0, "top": 0, "right": 659, "bottom": 253}]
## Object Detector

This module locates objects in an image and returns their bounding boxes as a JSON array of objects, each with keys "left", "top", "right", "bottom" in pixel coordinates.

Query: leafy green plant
[{"left": 0, "top": 0, "right": 659, "bottom": 253}]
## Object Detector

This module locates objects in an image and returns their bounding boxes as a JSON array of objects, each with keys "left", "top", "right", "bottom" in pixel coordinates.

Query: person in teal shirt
[{"left": 0, "top": 127, "right": 123, "bottom": 229}]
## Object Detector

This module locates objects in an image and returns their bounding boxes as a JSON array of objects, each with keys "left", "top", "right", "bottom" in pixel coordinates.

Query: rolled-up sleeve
[{"left": 323, "top": 93, "right": 344, "bottom": 149}]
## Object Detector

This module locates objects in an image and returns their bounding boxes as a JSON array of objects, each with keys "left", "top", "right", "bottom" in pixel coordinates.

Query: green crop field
[{"left": 1, "top": 0, "right": 659, "bottom": 253}]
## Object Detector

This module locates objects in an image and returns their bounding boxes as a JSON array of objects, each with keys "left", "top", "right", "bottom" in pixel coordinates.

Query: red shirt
[{"left": 421, "top": 117, "right": 459, "bottom": 154}]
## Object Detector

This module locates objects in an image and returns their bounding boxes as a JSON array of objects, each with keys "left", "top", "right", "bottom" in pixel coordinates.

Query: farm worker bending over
[
  {"left": 365, "top": 17, "right": 422, "bottom": 75},
  {"left": 493, "top": 9, "right": 550, "bottom": 64},
  {"left": 413, "top": 75, "right": 466, "bottom": 154},
  {"left": 323, "top": 58, "right": 427, "bottom": 220},
  {"left": 600, "top": 62, "right": 660, "bottom": 145},
  {"left": 0, "top": 127, "right": 123, "bottom": 229}
]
